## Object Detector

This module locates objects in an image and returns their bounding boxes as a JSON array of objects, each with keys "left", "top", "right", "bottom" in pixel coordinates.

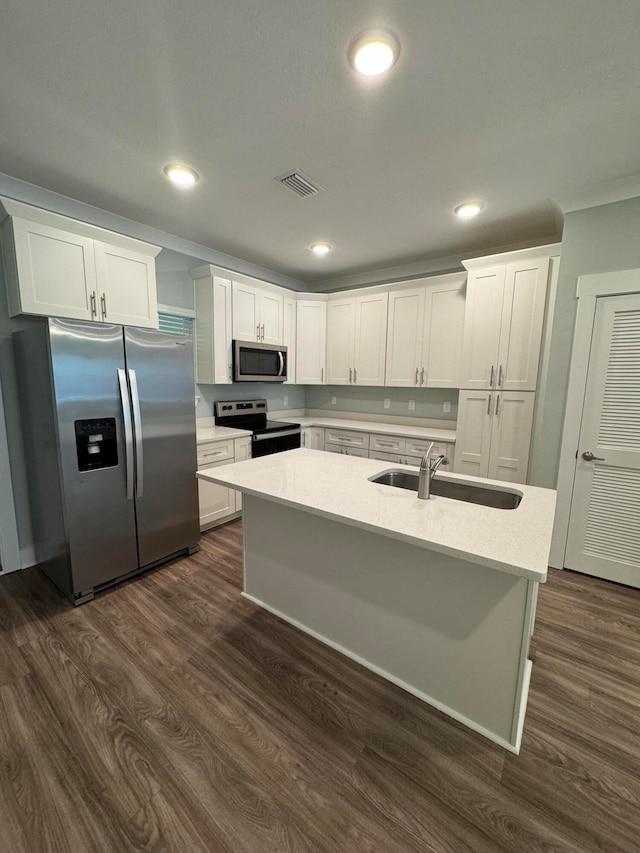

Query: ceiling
[{"left": 1, "top": 0, "right": 640, "bottom": 284}]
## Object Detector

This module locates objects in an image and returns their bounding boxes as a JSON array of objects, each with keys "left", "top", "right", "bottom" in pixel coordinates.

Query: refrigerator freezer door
[
  {"left": 124, "top": 327, "right": 199, "bottom": 566},
  {"left": 49, "top": 319, "right": 139, "bottom": 592}
]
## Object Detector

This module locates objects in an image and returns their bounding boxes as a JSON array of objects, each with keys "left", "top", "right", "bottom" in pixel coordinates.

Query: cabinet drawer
[
  {"left": 369, "top": 450, "right": 403, "bottom": 463},
  {"left": 325, "top": 444, "right": 369, "bottom": 457},
  {"left": 369, "top": 434, "right": 405, "bottom": 454},
  {"left": 405, "top": 437, "right": 453, "bottom": 457},
  {"left": 197, "top": 439, "right": 234, "bottom": 467},
  {"left": 324, "top": 428, "right": 369, "bottom": 450}
]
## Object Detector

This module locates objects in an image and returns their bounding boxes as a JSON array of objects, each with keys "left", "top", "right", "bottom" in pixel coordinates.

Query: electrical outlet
[
  {"left": 284, "top": 396, "right": 288, "bottom": 406},
  {"left": 331, "top": 396, "right": 337, "bottom": 405},
  {"left": 408, "top": 400, "right": 416, "bottom": 411},
  {"left": 443, "top": 401, "right": 451, "bottom": 413},
  {"left": 384, "top": 398, "right": 391, "bottom": 409}
]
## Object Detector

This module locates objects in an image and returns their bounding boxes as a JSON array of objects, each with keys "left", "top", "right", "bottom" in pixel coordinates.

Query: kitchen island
[{"left": 197, "top": 449, "right": 556, "bottom": 752}]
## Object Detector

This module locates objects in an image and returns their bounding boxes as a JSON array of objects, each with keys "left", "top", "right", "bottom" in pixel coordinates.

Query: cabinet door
[
  {"left": 259, "top": 290, "right": 284, "bottom": 345},
  {"left": 233, "top": 439, "right": 251, "bottom": 511},
  {"left": 385, "top": 287, "right": 425, "bottom": 387},
  {"left": 233, "top": 282, "right": 260, "bottom": 341},
  {"left": 460, "top": 266, "right": 505, "bottom": 390},
  {"left": 283, "top": 296, "right": 297, "bottom": 383},
  {"left": 453, "top": 390, "right": 493, "bottom": 478},
  {"left": 309, "top": 428, "right": 325, "bottom": 450},
  {"left": 8, "top": 218, "right": 96, "bottom": 320},
  {"left": 326, "top": 297, "right": 356, "bottom": 384},
  {"left": 94, "top": 241, "right": 158, "bottom": 328},
  {"left": 194, "top": 273, "right": 233, "bottom": 384},
  {"left": 296, "top": 301, "right": 326, "bottom": 384},
  {"left": 198, "top": 461, "right": 237, "bottom": 529},
  {"left": 497, "top": 259, "right": 549, "bottom": 392},
  {"left": 487, "top": 392, "right": 535, "bottom": 484},
  {"left": 354, "top": 292, "right": 388, "bottom": 385},
  {"left": 422, "top": 279, "right": 465, "bottom": 387}
]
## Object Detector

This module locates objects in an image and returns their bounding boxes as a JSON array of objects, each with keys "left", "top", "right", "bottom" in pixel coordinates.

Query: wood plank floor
[{"left": 1, "top": 520, "right": 639, "bottom": 852}]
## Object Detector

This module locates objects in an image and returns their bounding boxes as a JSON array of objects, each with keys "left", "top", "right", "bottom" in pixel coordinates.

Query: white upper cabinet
[
  {"left": 296, "top": 299, "right": 327, "bottom": 384},
  {"left": 326, "top": 297, "right": 357, "bottom": 384},
  {"left": 385, "top": 273, "right": 465, "bottom": 388},
  {"left": 232, "top": 280, "right": 283, "bottom": 344},
  {"left": 0, "top": 199, "right": 160, "bottom": 328},
  {"left": 326, "top": 291, "right": 388, "bottom": 386},
  {"left": 283, "top": 295, "right": 297, "bottom": 384},
  {"left": 93, "top": 241, "right": 157, "bottom": 327},
  {"left": 461, "top": 247, "right": 558, "bottom": 391},
  {"left": 354, "top": 291, "right": 388, "bottom": 386},
  {"left": 191, "top": 266, "right": 233, "bottom": 384}
]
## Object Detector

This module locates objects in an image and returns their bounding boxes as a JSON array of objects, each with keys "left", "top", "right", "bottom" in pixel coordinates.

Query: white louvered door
[{"left": 565, "top": 293, "right": 640, "bottom": 586}]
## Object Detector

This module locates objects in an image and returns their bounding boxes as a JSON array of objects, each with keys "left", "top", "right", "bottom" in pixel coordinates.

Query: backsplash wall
[
  {"left": 306, "top": 386, "right": 458, "bottom": 422},
  {"left": 196, "top": 383, "right": 306, "bottom": 418}
]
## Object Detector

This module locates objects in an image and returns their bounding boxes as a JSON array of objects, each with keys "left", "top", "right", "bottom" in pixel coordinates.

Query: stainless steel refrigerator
[{"left": 15, "top": 318, "right": 199, "bottom": 604}]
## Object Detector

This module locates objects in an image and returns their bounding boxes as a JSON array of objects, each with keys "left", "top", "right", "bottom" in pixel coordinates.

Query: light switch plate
[
  {"left": 443, "top": 401, "right": 451, "bottom": 413},
  {"left": 408, "top": 400, "right": 416, "bottom": 411},
  {"left": 284, "top": 396, "right": 288, "bottom": 406},
  {"left": 331, "top": 396, "right": 337, "bottom": 405},
  {"left": 384, "top": 398, "right": 390, "bottom": 409}
]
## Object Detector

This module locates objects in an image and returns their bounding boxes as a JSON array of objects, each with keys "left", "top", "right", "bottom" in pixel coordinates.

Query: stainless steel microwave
[{"left": 233, "top": 340, "right": 288, "bottom": 382}]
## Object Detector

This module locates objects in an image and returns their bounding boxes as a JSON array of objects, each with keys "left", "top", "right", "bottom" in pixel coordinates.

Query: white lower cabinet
[
  {"left": 324, "top": 428, "right": 370, "bottom": 453},
  {"left": 454, "top": 390, "right": 534, "bottom": 483},
  {"left": 369, "top": 435, "right": 455, "bottom": 468},
  {"left": 301, "top": 427, "right": 324, "bottom": 449},
  {"left": 197, "top": 437, "right": 251, "bottom": 530}
]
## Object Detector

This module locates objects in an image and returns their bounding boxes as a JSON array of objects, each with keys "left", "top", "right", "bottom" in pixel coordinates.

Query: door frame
[
  {"left": 551, "top": 268, "right": 640, "bottom": 569},
  {"left": 0, "top": 375, "right": 21, "bottom": 573}
]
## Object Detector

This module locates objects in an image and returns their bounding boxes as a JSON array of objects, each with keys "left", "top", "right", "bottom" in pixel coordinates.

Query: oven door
[
  {"left": 233, "top": 341, "right": 287, "bottom": 382},
  {"left": 252, "top": 428, "right": 301, "bottom": 458}
]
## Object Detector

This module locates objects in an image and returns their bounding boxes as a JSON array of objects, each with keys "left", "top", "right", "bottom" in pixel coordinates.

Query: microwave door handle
[
  {"left": 118, "top": 369, "right": 135, "bottom": 501},
  {"left": 128, "top": 369, "right": 144, "bottom": 498},
  {"left": 278, "top": 351, "right": 285, "bottom": 376}
]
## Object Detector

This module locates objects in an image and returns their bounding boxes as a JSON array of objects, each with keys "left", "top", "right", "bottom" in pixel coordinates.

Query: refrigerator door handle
[
  {"left": 128, "top": 369, "right": 144, "bottom": 498},
  {"left": 117, "top": 369, "right": 135, "bottom": 501}
]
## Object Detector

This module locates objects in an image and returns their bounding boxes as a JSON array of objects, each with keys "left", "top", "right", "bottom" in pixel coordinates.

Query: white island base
[{"left": 241, "top": 494, "right": 538, "bottom": 754}]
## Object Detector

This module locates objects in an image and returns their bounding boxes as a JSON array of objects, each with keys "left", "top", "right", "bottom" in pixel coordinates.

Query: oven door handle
[
  {"left": 277, "top": 351, "right": 285, "bottom": 377},
  {"left": 253, "top": 429, "right": 301, "bottom": 441}
]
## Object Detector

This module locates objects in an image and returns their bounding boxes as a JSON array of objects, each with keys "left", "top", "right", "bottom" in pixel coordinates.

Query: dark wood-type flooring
[{"left": 1, "top": 520, "right": 639, "bottom": 851}]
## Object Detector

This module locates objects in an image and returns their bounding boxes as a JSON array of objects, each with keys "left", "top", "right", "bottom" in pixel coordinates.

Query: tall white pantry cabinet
[{"left": 454, "top": 245, "right": 560, "bottom": 484}]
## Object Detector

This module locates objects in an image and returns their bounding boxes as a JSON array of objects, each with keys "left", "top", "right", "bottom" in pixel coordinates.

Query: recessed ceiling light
[
  {"left": 349, "top": 29, "right": 400, "bottom": 77},
  {"left": 164, "top": 164, "right": 199, "bottom": 188},
  {"left": 310, "top": 242, "right": 332, "bottom": 256},
  {"left": 454, "top": 201, "right": 484, "bottom": 219}
]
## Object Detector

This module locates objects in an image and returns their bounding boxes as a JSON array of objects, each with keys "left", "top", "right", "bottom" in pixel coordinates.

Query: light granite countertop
[
  {"left": 197, "top": 424, "right": 252, "bottom": 443},
  {"left": 197, "top": 449, "right": 556, "bottom": 582},
  {"left": 290, "top": 416, "right": 456, "bottom": 443}
]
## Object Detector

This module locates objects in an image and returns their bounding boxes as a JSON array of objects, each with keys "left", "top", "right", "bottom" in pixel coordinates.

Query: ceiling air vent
[{"left": 276, "top": 170, "right": 323, "bottom": 198}]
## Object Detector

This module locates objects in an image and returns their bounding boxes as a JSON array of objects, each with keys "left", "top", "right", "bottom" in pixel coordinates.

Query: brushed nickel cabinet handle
[
  {"left": 100, "top": 293, "right": 107, "bottom": 319},
  {"left": 256, "top": 324, "right": 260, "bottom": 340},
  {"left": 349, "top": 367, "right": 353, "bottom": 383},
  {"left": 498, "top": 364, "right": 504, "bottom": 387},
  {"left": 490, "top": 364, "right": 495, "bottom": 388},
  {"left": 321, "top": 367, "right": 324, "bottom": 383},
  {"left": 415, "top": 367, "right": 419, "bottom": 385},
  {"left": 495, "top": 394, "right": 500, "bottom": 416},
  {"left": 487, "top": 393, "right": 492, "bottom": 416},
  {"left": 354, "top": 367, "right": 357, "bottom": 383},
  {"left": 421, "top": 367, "right": 425, "bottom": 385},
  {"left": 90, "top": 291, "right": 97, "bottom": 318}
]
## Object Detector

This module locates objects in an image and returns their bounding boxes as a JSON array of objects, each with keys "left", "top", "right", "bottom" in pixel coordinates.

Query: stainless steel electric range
[{"left": 214, "top": 400, "right": 301, "bottom": 457}]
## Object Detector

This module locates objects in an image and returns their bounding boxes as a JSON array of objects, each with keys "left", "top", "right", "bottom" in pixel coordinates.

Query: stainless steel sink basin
[{"left": 369, "top": 469, "right": 522, "bottom": 509}]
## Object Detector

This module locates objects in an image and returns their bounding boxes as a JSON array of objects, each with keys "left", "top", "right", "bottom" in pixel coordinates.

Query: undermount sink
[{"left": 369, "top": 469, "right": 522, "bottom": 509}]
